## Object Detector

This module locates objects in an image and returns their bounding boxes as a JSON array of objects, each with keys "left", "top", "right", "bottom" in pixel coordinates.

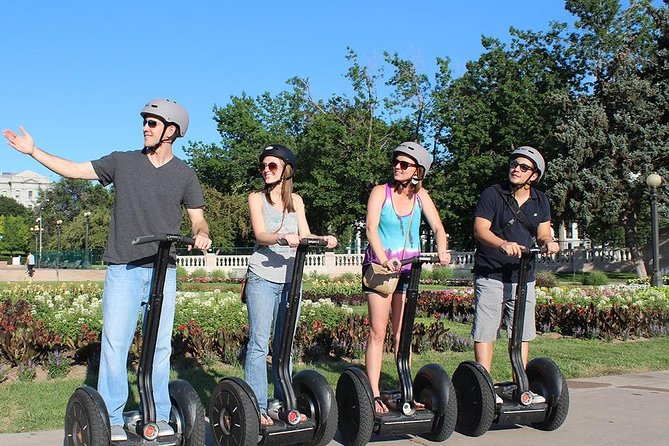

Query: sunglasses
[
  {"left": 392, "top": 159, "right": 417, "bottom": 170},
  {"left": 258, "top": 161, "right": 280, "bottom": 173},
  {"left": 509, "top": 160, "right": 534, "bottom": 173},
  {"left": 143, "top": 119, "right": 160, "bottom": 129}
]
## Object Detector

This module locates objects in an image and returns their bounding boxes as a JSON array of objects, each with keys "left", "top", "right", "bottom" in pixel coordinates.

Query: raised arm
[{"left": 3, "top": 126, "right": 98, "bottom": 180}]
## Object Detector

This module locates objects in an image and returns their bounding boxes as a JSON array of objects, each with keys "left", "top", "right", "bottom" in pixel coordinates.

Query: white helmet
[
  {"left": 393, "top": 141, "right": 433, "bottom": 176},
  {"left": 140, "top": 98, "right": 189, "bottom": 137},
  {"left": 510, "top": 146, "right": 545, "bottom": 182}
]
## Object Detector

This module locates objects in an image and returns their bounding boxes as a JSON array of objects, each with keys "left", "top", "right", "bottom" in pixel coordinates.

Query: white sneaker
[
  {"left": 110, "top": 425, "right": 127, "bottom": 442},
  {"left": 529, "top": 391, "right": 546, "bottom": 404},
  {"left": 495, "top": 394, "right": 503, "bottom": 405},
  {"left": 156, "top": 420, "right": 175, "bottom": 437}
]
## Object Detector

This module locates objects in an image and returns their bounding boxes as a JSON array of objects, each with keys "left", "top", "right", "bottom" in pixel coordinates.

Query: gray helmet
[
  {"left": 140, "top": 98, "right": 189, "bottom": 137},
  {"left": 393, "top": 141, "right": 433, "bottom": 176},
  {"left": 510, "top": 146, "right": 545, "bottom": 182}
]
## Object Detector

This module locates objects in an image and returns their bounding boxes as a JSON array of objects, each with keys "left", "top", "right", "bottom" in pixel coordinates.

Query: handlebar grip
[
  {"left": 276, "top": 237, "right": 330, "bottom": 247},
  {"left": 131, "top": 234, "right": 196, "bottom": 246}
]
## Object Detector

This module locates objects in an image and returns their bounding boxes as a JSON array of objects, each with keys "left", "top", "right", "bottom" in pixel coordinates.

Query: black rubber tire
[
  {"left": 169, "top": 379, "right": 206, "bottom": 446},
  {"left": 413, "top": 364, "right": 457, "bottom": 442},
  {"left": 452, "top": 362, "right": 495, "bottom": 437},
  {"left": 293, "top": 370, "right": 338, "bottom": 446},
  {"left": 64, "top": 387, "right": 110, "bottom": 446},
  {"left": 335, "top": 369, "right": 374, "bottom": 446},
  {"left": 527, "top": 363, "right": 570, "bottom": 431},
  {"left": 209, "top": 380, "right": 259, "bottom": 446}
]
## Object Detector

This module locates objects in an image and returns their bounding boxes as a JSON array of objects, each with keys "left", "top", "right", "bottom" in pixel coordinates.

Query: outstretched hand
[{"left": 3, "top": 127, "right": 35, "bottom": 155}]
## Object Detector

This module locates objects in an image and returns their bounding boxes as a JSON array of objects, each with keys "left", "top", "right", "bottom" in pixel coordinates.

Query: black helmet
[{"left": 260, "top": 144, "right": 297, "bottom": 170}]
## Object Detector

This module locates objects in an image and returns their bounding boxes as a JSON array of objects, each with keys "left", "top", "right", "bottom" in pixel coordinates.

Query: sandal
[
  {"left": 260, "top": 412, "right": 274, "bottom": 427},
  {"left": 382, "top": 394, "right": 425, "bottom": 411},
  {"left": 374, "top": 396, "right": 389, "bottom": 414}
]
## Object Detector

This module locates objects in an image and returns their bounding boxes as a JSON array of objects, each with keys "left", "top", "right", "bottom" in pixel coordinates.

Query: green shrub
[
  {"left": 429, "top": 265, "right": 454, "bottom": 281},
  {"left": 582, "top": 270, "right": 609, "bottom": 286},
  {"left": 189, "top": 268, "right": 209, "bottom": 278},
  {"left": 176, "top": 265, "right": 188, "bottom": 278},
  {"left": 535, "top": 270, "right": 558, "bottom": 288}
]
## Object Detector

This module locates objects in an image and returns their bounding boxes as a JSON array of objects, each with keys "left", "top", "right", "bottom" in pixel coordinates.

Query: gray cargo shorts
[{"left": 471, "top": 275, "right": 537, "bottom": 342}]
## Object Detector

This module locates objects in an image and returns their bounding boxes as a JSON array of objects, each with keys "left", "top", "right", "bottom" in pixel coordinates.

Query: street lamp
[
  {"left": 56, "top": 219, "right": 63, "bottom": 270},
  {"left": 83, "top": 212, "right": 91, "bottom": 268},
  {"left": 35, "top": 217, "right": 43, "bottom": 267},
  {"left": 646, "top": 173, "right": 663, "bottom": 287},
  {"left": 31, "top": 225, "right": 40, "bottom": 252}
]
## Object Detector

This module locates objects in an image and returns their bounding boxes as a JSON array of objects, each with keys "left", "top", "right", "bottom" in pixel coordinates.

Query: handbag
[
  {"left": 363, "top": 198, "right": 416, "bottom": 295},
  {"left": 363, "top": 262, "right": 401, "bottom": 294}
]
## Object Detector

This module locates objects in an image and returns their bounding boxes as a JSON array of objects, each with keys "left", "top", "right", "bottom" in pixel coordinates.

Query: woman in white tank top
[{"left": 244, "top": 144, "right": 337, "bottom": 426}]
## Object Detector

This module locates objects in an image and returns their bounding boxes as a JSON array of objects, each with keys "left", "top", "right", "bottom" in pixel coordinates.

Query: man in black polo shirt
[{"left": 471, "top": 146, "right": 560, "bottom": 404}]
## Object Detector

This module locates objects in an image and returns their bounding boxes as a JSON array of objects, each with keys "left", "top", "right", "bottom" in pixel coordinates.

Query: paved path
[
  {"left": 0, "top": 264, "right": 106, "bottom": 282},
  {"left": 1, "top": 370, "right": 668, "bottom": 446}
]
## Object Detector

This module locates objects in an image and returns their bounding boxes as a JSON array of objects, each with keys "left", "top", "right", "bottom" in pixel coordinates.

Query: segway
[
  {"left": 209, "top": 238, "right": 338, "bottom": 446},
  {"left": 336, "top": 255, "right": 457, "bottom": 446},
  {"left": 453, "top": 246, "right": 569, "bottom": 436},
  {"left": 65, "top": 233, "right": 206, "bottom": 445}
]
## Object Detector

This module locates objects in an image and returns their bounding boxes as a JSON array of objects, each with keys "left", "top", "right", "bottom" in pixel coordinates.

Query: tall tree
[
  {"left": 550, "top": 0, "right": 669, "bottom": 275},
  {"left": 430, "top": 23, "right": 574, "bottom": 249}
]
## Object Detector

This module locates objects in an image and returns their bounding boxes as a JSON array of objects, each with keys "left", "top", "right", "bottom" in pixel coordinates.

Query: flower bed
[{"left": 1, "top": 283, "right": 667, "bottom": 370}]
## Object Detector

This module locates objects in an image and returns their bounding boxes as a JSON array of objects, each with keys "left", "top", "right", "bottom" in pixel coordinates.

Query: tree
[
  {"left": 550, "top": 0, "right": 669, "bottom": 275},
  {"left": 0, "top": 215, "right": 30, "bottom": 254},
  {"left": 0, "top": 196, "right": 31, "bottom": 220},
  {"left": 37, "top": 178, "right": 113, "bottom": 250},
  {"left": 430, "top": 23, "right": 574, "bottom": 249}
]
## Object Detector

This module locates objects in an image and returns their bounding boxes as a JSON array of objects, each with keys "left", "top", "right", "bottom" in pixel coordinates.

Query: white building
[{"left": 0, "top": 170, "right": 53, "bottom": 208}]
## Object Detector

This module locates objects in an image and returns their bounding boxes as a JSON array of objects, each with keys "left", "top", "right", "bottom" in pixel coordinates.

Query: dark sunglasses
[
  {"left": 258, "top": 161, "right": 280, "bottom": 173},
  {"left": 143, "top": 119, "right": 160, "bottom": 129},
  {"left": 509, "top": 160, "right": 534, "bottom": 173},
  {"left": 392, "top": 159, "right": 417, "bottom": 170}
]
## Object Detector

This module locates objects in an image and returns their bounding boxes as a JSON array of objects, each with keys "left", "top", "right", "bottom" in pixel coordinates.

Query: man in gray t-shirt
[{"left": 3, "top": 98, "right": 211, "bottom": 441}]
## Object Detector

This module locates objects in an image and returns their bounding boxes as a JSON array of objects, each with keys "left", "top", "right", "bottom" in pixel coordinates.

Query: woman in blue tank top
[
  {"left": 363, "top": 141, "right": 451, "bottom": 414},
  {"left": 245, "top": 144, "right": 338, "bottom": 426}
]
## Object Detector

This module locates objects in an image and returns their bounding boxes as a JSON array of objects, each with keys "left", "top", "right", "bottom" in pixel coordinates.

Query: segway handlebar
[
  {"left": 276, "top": 237, "right": 334, "bottom": 248},
  {"left": 400, "top": 254, "right": 440, "bottom": 266},
  {"left": 132, "top": 233, "right": 196, "bottom": 246}
]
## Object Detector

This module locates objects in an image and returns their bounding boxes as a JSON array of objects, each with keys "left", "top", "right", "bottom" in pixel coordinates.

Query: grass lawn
[{"left": 1, "top": 331, "right": 667, "bottom": 433}]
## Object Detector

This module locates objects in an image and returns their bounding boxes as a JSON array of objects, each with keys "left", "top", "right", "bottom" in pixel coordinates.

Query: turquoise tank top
[{"left": 363, "top": 184, "right": 422, "bottom": 272}]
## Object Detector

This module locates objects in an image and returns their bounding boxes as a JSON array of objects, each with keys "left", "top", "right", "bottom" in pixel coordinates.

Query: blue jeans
[
  {"left": 244, "top": 271, "right": 299, "bottom": 413},
  {"left": 97, "top": 264, "right": 177, "bottom": 425}
]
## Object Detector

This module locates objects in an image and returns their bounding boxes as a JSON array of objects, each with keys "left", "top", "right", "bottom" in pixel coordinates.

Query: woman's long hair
[{"left": 263, "top": 164, "right": 295, "bottom": 231}]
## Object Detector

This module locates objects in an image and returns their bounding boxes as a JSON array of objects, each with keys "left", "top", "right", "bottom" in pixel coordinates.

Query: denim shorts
[{"left": 361, "top": 263, "right": 411, "bottom": 295}]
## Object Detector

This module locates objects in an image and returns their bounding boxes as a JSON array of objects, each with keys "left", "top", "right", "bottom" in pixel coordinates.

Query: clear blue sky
[{"left": 2, "top": 0, "right": 578, "bottom": 180}]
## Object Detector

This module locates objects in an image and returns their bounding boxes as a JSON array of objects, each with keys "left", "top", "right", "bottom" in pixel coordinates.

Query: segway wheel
[
  {"left": 64, "top": 387, "right": 110, "bottom": 446},
  {"left": 336, "top": 368, "right": 374, "bottom": 446},
  {"left": 526, "top": 358, "right": 570, "bottom": 431},
  {"left": 169, "top": 379, "right": 206, "bottom": 446},
  {"left": 293, "top": 369, "right": 338, "bottom": 446},
  {"left": 413, "top": 364, "right": 457, "bottom": 442},
  {"left": 452, "top": 361, "right": 495, "bottom": 437},
  {"left": 209, "top": 379, "right": 259, "bottom": 446}
]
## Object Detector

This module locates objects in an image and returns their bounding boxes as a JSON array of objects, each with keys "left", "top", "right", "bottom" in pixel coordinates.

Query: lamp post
[
  {"left": 35, "top": 217, "right": 43, "bottom": 267},
  {"left": 32, "top": 225, "right": 40, "bottom": 252},
  {"left": 56, "top": 219, "right": 63, "bottom": 270},
  {"left": 83, "top": 212, "right": 91, "bottom": 268},
  {"left": 646, "top": 173, "right": 663, "bottom": 287}
]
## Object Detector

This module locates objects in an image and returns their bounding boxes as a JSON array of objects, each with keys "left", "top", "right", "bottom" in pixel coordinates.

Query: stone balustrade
[{"left": 176, "top": 247, "right": 638, "bottom": 276}]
